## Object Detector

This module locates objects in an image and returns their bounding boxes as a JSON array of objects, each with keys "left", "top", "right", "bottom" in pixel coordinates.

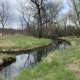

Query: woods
[{"left": 0, "top": 0, "right": 80, "bottom": 37}]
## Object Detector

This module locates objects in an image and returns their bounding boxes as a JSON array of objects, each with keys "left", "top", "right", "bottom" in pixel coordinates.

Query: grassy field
[
  {"left": 13, "top": 36, "right": 80, "bottom": 80},
  {"left": 0, "top": 35, "right": 51, "bottom": 49}
]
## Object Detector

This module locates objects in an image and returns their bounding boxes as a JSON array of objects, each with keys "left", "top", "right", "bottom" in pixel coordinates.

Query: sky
[
  {"left": 7, "top": 0, "right": 20, "bottom": 29},
  {"left": 0, "top": 0, "right": 70, "bottom": 29}
]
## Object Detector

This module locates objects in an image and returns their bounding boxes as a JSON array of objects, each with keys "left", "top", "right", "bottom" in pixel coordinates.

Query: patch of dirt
[
  {"left": 68, "top": 59, "right": 80, "bottom": 80},
  {"left": 68, "top": 59, "right": 80, "bottom": 71},
  {"left": 71, "top": 41, "right": 76, "bottom": 46},
  {"left": 68, "top": 64, "right": 80, "bottom": 71}
]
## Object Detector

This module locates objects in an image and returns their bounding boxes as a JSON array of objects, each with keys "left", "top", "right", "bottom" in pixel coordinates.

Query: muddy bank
[
  {"left": 0, "top": 42, "right": 52, "bottom": 53},
  {"left": 0, "top": 57, "right": 16, "bottom": 67},
  {"left": 57, "top": 39, "right": 71, "bottom": 44}
]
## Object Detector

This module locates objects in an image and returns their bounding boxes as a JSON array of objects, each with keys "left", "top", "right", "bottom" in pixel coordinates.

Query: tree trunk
[
  {"left": 2, "top": 24, "right": 5, "bottom": 36},
  {"left": 38, "top": 8, "right": 42, "bottom": 38}
]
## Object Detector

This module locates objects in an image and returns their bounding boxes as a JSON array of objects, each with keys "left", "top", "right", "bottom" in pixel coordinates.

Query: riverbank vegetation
[
  {"left": 0, "top": 35, "right": 51, "bottom": 68},
  {"left": 0, "top": 35, "right": 51, "bottom": 49},
  {"left": 0, "top": 35, "right": 51, "bottom": 60},
  {"left": 13, "top": 36, "right": 80, "bottom": 80},
  {"left": 0, "top": 52, "right": 15, "bottom": 59}
]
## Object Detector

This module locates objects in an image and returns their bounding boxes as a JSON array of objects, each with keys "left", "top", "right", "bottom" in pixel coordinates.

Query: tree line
[{"left": 0, "top": 0, "right": 80, "bottom": 37}]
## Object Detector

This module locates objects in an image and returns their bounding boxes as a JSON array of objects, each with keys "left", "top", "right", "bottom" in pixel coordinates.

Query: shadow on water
[{"left": 0, "top": 41, "right": 70, "bottom": 80}]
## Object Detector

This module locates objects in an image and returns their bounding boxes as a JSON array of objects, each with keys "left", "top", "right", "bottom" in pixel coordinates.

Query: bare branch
[{"left": 0, "top": 0, "right": 11, "bottom": 36}]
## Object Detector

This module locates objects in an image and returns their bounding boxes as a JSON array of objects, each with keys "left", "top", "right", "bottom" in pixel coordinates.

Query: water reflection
[{"left": 0, "top": 42, "right": 70, "bottom": 80}]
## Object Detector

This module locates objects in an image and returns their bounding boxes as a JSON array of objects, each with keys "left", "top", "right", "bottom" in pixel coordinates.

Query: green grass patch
[
  {"left": 0, "top": 78, "right": 3, "bottom": 80},
  {"left": 0, "top": 35, "right": 51, "bottom": 49},
  {"left": 13, "top": 36, "right": 80, "bottom": 80},
  {"left": 0, "top": 52, "right": 15, "bottom": 59}
]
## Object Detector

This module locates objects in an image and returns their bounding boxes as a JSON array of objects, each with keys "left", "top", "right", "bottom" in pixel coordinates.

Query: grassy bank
[
  {"left": 0, "top": 35, "right": 52, "bottom": 49},
  {"left": 0, "top": 52, "right": 15, "bottom": 59},
  {"left": 13, "top": 36, "right": 80, "bottom": 80},
  {"left": 0, "top": 35, "right": 52, "bottom": 80},
  {"left": 0, "top": 35, "right": 51, "bottom": 60},
  {"left": 0, "top": 53, "right": 15, "bottom": 80}
]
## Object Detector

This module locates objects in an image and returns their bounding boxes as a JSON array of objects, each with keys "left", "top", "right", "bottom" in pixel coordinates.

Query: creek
[{"left": 0, "top": 40, "right": 70, "bottom": 80}]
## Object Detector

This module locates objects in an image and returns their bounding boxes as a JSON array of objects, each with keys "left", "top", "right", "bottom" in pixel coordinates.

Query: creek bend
[{"left": 0, "top": 40, "right": 70, "bottom": 80}]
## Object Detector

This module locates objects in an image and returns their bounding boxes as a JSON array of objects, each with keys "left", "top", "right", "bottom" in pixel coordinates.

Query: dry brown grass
[
  {"left": 42, "top": 53, "right": 53, "bottom": 62},
  {"left": 0, "top": 40, "right": 15, "bottom": 47},
  {"left": 67, "top": 57, "right": 80, "bottom": 80}
]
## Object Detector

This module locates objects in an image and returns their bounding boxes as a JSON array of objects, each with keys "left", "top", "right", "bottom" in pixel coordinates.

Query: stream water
[{"left": 0, "top": 41, "right": 69, "bottom": 80}]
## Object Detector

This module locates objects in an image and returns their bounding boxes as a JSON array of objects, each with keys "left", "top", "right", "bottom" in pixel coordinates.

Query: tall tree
[
  {"left": 17, "top": 0, "right": 34, "bottom": 36},
  {"left": 31, "top": 0, "right": 62, "bottom": 38},
  {"left": 31, "top": 0, "right": 44, "bottom": 38}
]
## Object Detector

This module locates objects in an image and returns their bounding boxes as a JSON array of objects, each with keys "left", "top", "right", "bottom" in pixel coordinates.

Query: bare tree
[
  {"left": 17, "top": 0, "right": 63, "bottom": 37},
  {"left": 19, "top": 17, "right": 24, "bottom": 34},
  {"left": 67, "top": 9, "right": 77, "bottom": 26},
  {"left": 17, "top": 0, "right": 34, "bottom": 36},
  {"left": 30, "top": 0, "right": 63, "bottom": 38},
  {"left": 30, "top": 0, "right": 44, "bottom": 38},
  {"left": 0, "top": 0, "right": 11, "bottom": 36},
  {"left": 68, "top": 0, "right": 80, "bottom": 25}
]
